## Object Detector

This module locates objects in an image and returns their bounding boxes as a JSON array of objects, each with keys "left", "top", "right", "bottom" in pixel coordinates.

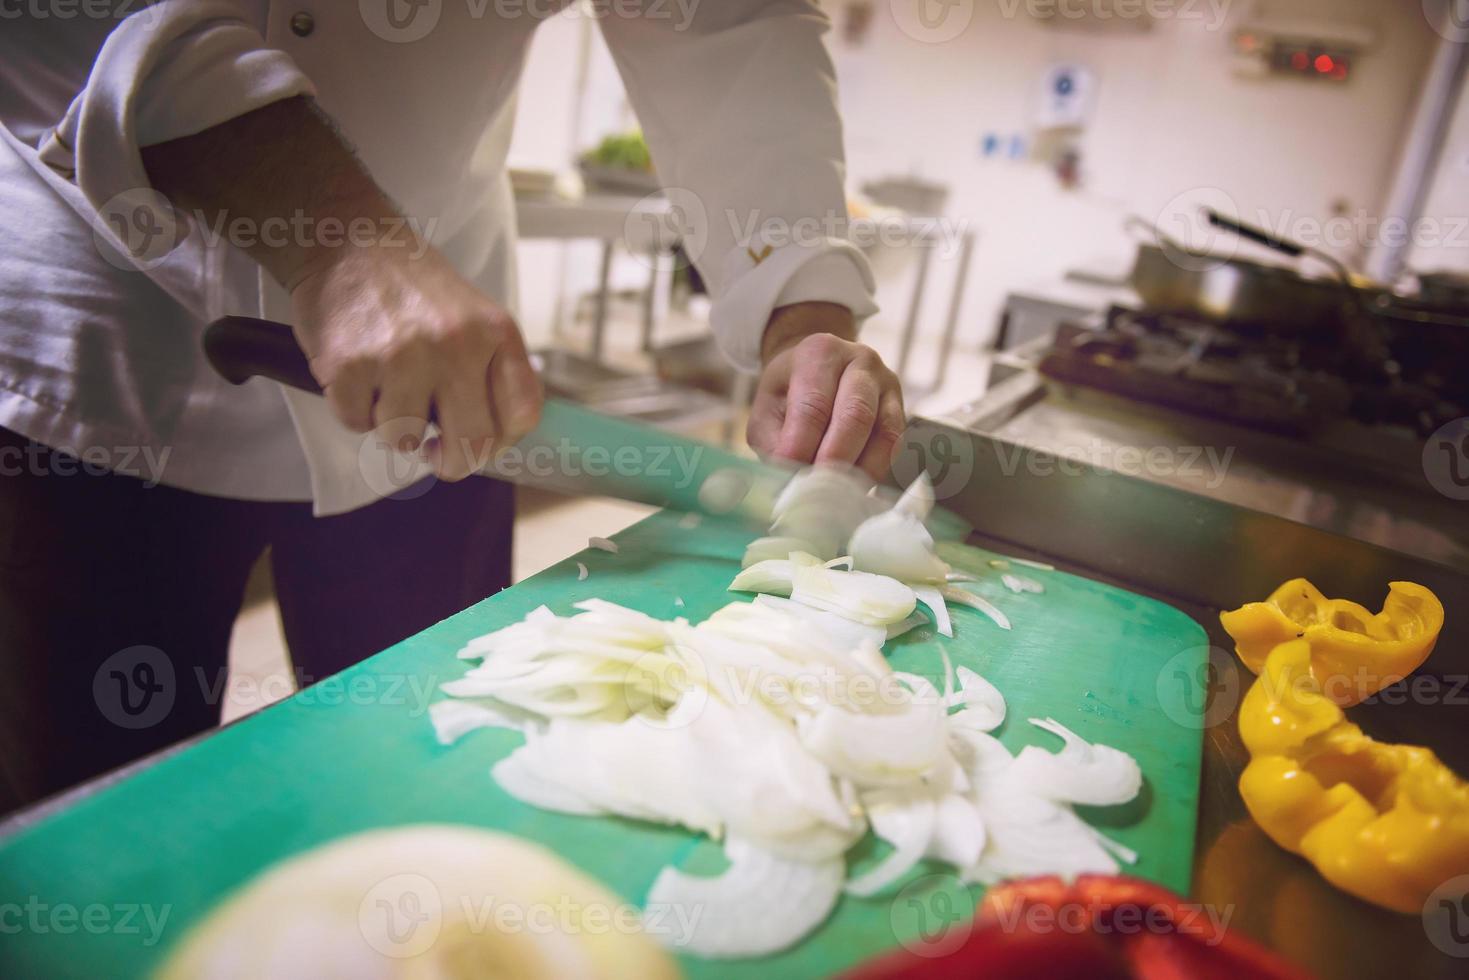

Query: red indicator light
[
  {"left": 1315, "top": 54, "right": 1335, "bottom": 73},
  {"left": 1291, "top": 51, "right": 1309, "bottom": 70}
]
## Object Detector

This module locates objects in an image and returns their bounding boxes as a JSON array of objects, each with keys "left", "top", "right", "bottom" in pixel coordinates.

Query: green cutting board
[{"left": 0, "top": 511, "right": 1206, "bottom": 979}]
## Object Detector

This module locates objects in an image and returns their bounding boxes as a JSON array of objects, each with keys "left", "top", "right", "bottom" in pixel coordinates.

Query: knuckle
[
  {"left": 801, "top": 332, "right": 843, "bottom": 358},
  {"left": 871, "top": 421, "right": 902, "bottom": 449},
  {"left": 382, "top": 337, "right": 431, "bottom": 372},
  {"left": 789, "top": 393, "right": 834, "bottom": 429},
  {"left": 837, "top": 396, "right": 879, "bottom": 428},
  {"left": 486, "top": 310, "right": 520, "bottom": 340},
  {"left": 510, "top": 397, "right": 542, "bottom": 436}
]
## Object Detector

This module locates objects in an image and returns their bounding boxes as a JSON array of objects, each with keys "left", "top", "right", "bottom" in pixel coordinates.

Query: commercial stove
[{"left": 957, "top": 302, "right": 1469, "bottom": 572}]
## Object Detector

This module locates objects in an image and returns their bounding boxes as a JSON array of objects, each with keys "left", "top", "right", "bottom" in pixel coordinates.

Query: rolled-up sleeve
[
  {"left": 37, "top": 0, "right": 313, "bottom": 241},
  {"left": 599, "top": 0, "right": 878, "bottom": 372}
]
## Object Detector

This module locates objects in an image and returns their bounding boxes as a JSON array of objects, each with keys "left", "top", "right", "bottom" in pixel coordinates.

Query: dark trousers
[{"left": 0, "top": 427, "right": 513, "bottom": 815}]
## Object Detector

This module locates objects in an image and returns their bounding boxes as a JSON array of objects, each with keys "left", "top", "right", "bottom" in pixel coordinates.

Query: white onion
[
  {"left": 645, "top": 839, "right": 845, "bottom": 958},
  {"left": 848, "top": 509, "right": 950, "bottom": 584},
  {"left": 885, "top": 613, "right": 928, "bottom": 640},
  {"left": 429, "top": 699, "right": 533, "bottom": 744},
  {"left": 424, "top": 472, "right": 1154, "bottom": 960},
  {"left": 789, "top": 562, "right": 917, "bottom": 627},
  {"left": 940, "top": 585, "right": 1012, "bottom": 631},
  {"left": 1001, "top": 573, "right": 1044, "bottom": 595},
  {"left": 769, "top": 466, "right": 881, "bottom": 560},
  {"left": 947, "top": 666, "right": 1006, "bottom": 733},
  {"left": 751, "top": 594, "right": 887, "bottom": 652},
  {"left": 1009, "top": 717, "right": 1142, "bottom": 806},
  {"left": 742, "top": 535, "right": 820, "bottom": 567},
  {"left": 912, "top": 585, "right": 952, "bottom": 637},
  {"left": 846, "top": 794, "right": 935, "bottom": 897}
]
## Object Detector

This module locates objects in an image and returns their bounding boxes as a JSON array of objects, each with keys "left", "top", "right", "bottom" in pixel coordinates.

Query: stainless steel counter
[
  {"left": 950, "top": 342, "right": 1469, "bottom": 572},
  {"left": 912, "top": 416, "right": 1468, "bottom": 979}
]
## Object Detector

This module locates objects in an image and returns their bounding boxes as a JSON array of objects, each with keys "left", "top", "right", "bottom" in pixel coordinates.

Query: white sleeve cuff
[
  {"left": 36, "top": 0, "right": 313, "bottom": 265},
  {"left": 709, "top": 240, "right": 878, "bottom": 373}
]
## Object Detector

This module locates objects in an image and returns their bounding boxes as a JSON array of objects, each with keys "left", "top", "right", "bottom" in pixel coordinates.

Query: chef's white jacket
[{"left": 0, "top": 0, "right": 876, "bottom": 512}]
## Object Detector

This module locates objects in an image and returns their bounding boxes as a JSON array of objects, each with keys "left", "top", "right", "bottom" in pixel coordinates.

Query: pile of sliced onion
[{"left": 430, "top": 473, "right": 1142, "bottom": 959}]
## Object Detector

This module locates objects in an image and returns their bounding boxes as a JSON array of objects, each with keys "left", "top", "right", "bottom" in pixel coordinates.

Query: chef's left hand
[{"left": 747, "top": 302, "right": 905, "bottom": 481}]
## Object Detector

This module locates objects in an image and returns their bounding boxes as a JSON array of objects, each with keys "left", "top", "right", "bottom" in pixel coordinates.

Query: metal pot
[{"left": 1127, "top": 211, "right": 1362, "bottom": 334}]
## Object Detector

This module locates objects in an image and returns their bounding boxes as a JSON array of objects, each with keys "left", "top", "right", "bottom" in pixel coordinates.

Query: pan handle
[
  {"left": 204, "top": 316, "right": 324, "bottom": 395},
  {"left": 1204, "top": 210, "right": 1304, "bottom": 258},
  {"left": 1203, "top": 208, "right": 1355, "bottom": 288}
]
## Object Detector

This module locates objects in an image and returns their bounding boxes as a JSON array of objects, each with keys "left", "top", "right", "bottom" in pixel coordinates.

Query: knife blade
[{"left": 203, "top": 315, "right": 796, "bottom": 527}]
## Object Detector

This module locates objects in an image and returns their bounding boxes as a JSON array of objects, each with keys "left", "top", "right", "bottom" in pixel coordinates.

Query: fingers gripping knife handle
[
  {"left": 200, "top": 316, "right": 794, "bottom": 527},
  {"left": 204, "top": 316, "right": 324, "bottom": 396}
]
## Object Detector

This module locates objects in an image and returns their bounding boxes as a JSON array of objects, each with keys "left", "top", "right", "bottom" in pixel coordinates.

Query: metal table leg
[
  {"left": 895, "top": 242, "right": 933, "bottom": 379},
  {"left": 591, "top": 239, "right": 614, "bottom": 363},
  {"left": 930, "top": 230, "right": 976, "bottom": 392}
]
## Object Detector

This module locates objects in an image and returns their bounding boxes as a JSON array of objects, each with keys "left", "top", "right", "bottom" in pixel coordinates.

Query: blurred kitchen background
[{"left": 229, "top": 0, "right": 1469, "bottom": 716}]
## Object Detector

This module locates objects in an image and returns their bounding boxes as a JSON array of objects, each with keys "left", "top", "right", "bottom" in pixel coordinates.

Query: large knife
[{"left": 204, "top": 315, "right": 804, "bottom": 527}]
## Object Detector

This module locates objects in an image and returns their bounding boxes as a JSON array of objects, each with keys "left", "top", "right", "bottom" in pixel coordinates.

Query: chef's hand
[
  {"left": 747, "top": 302, "right": 905, "bottom": 482},
  {"left": 291, "top": 242, "right": 543, "bottom": 481},
  {"left": 139, "top": 96, "right": 543, "bottom": 482}
]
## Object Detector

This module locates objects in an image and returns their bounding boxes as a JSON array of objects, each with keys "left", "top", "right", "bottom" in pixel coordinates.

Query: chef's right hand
[{"left": 290, "top": 242, "right": 544, "bottom": 481}]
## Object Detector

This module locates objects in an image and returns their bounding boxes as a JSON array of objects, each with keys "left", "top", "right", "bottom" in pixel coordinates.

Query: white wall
[
  {"left": 504, "top": 0, "right": 1442, "bottom": 353},
  {"left": 827, "top": 0, "right": 1440, "bottom": 348}
]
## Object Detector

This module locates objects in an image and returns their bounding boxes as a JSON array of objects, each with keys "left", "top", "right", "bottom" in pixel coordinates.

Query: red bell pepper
[{"left": 841, "top": 875, "right": 1312, "bottom": 980}]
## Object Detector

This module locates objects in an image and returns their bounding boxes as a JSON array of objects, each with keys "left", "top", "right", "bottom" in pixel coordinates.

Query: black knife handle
[{"left": 204, "top": 316, "right": 323, "bottom": 395}]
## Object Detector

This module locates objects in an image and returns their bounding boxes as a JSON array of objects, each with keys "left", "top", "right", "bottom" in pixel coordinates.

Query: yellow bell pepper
[
  {"left": 1220, "top": 579, "right": 1443, "bottom": 706},
  {"left": 1238, "top": 638, "right": 1469, "bottom": 914}
]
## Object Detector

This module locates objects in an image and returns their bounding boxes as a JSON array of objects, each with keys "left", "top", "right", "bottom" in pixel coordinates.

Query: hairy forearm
[{"left": 140, "top": 96, "right": 400, "bottom": 288}]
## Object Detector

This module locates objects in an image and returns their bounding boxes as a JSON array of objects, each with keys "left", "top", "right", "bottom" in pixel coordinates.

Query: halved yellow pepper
[
  {"left": 1220, "top": 579, "right": 1443, "bottom": 705},
  {"left": 1238, "top": 638, "right": 1469, "bottom": 914}
]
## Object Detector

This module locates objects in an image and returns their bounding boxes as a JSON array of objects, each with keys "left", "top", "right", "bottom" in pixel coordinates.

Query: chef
[{"left": 0, "top": 0, "right": 903, "bottom": 812}]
